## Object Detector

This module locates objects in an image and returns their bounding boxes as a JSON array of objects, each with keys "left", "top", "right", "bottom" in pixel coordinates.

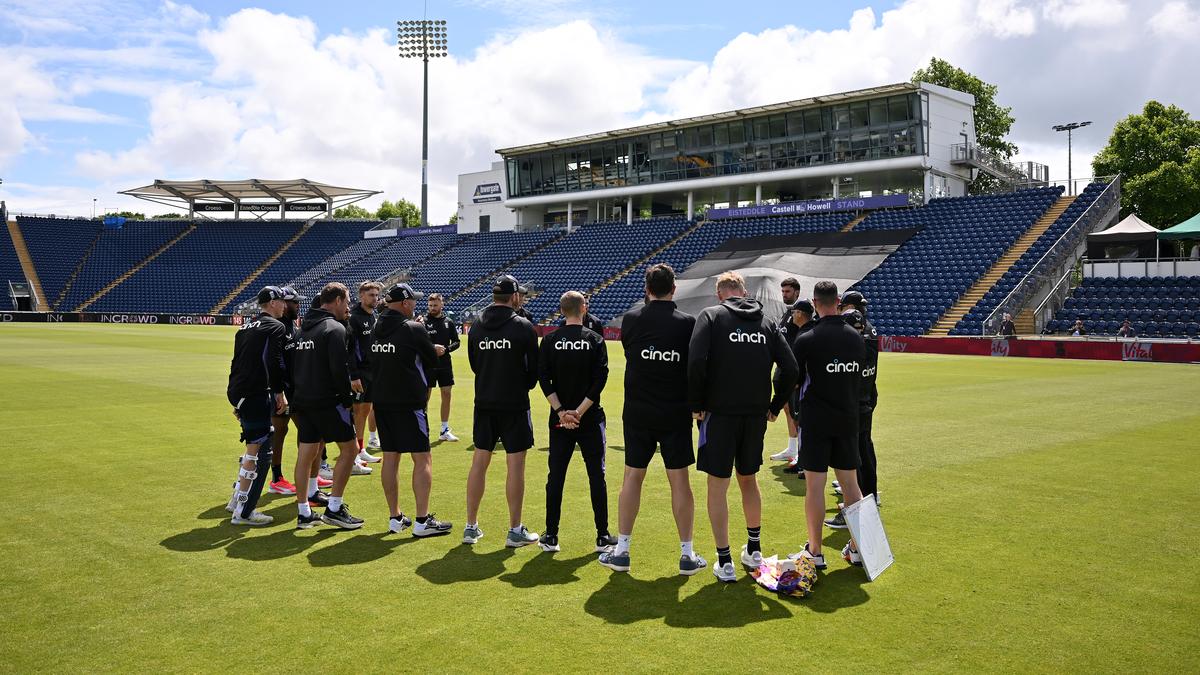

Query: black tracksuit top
[
  {"left": 347, "top": 303, "right": 377, "bottom": 380},
  {"left": 538, "top": 324, "right": 608, "bottom": 427},
  {"left": 621, "top": 300, "right": 695, "bottom": 430},
  {"left": 422, "top": 312, "right": 460, "bottom": 370},
  {"left": 368, "top": 308, "right": 439, "bottom": 411},
  {"left": 791, "top": 314, "right": 867, "bottom": 433},
  {"left": 227, "top": 312, "right": 288, "bottom": 399},
  {"left": 468, "top": 304, "right": 540, "bottom": 412},
  {"left": 280, "top": 317, "right": 298, "bottom": 394},
  {"left": 291, "top": 308, "right": 354, "bottom": 409},
  {"left": 687, "top": 296, "right": 799, "bottom": 417},
  {"left": 859, "top": 316, "right": 880, "bottom": 414}
]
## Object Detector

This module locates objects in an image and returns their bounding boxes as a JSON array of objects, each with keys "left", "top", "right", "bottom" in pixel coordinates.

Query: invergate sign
[{"left": 706, "top": 194, "right": 909, "bottom": 220}]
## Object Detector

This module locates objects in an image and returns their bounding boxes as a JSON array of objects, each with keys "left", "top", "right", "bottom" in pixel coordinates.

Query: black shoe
[
  {"left": 595, "top": 533, "right": 617, "bottom": 552},
  {"left": 539, "top": 534, "right": 561, "bottom": 552},
  {"left": 783, "top": 463, "right": 804, "bottom": 475},
  {"left": 321, "top": 504, "right": 364, "bottom": 530},
  {"left": 412, "top": 513, "right": 453, "bottom": 537},
  {"left": 307, "top": 491, "right": 330, "bottom": 507},
  {"left": 296, "top": 512, "right": 322, "bottom": 530}
]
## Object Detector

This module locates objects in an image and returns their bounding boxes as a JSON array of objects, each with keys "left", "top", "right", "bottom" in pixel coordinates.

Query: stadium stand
[
  {"left": 58, "top": 220, "right": 191, "bottom": 311},
  {"left": 285, "top": 236, "right": 395, "bottom": 295},
  {"left": 585, "top": 211, "right": 855, "bottom": 322},
  {"left": 407, "top": 228, "right": 565, "bottom": 305},
  {"left": 224, "top": 220, "right": 376, "bottom": 309},
  {"left": 17, "top": 216, "right": 102, "bottom": 308},
  {"left": 951, "top": 182, "right": 1109, "bottom": 335},
  {"left": 1049, "top": 276, "right": 1200, "bottom": 338},
  {"left": 89, "top": 221, "right": 303, "bottom": 313},
  {"left": 847, "top": 187, "right": 1063, "bottom": 336},
  {"left": 1, "top": 206, "right": 28, "bottom": 310},
  {"left": 294, "top": 231, "right": 461, "bottom": 298}
]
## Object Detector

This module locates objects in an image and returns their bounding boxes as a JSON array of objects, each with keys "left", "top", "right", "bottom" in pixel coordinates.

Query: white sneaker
[
  {"left": 366, "top": 435, "right": 381, "bottom": 450},
  {"left": 740, "top": 544, "right": 763, "bottom": 568},
  {"left": 357, "top": 449, "right": 381, "bottom": 464},
  {"left": 770, "top": 446, "right": 798, "bottom": 461},
  {"left": 438, "top": 429, "right": 459, "bottom": 442},
  {"left": 832, "top": 480, "right": 843, "bottom": 496},
  {"left": 231, "top": 510, "right": 273, "bottom": 526},
  {"left": 842, "top": 542, "right": 863, "bottom": 567},
  {"left": 788, "top": 542, "right": 827, "bottom": 570},
  {"left": 712, "top": 561, "right": 737, "bottom": 583},
  {"left": 389, "top": 514, "right": 413, "bottom": 533},
  {"left": 319, "top": 462, "right": 334, "bottom": 481},
  {"left": 351, "top": 460, "right": 372, "bottom": 475}
]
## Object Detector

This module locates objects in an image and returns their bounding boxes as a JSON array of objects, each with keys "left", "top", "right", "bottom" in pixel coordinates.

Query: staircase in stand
[
  {"left": 210, "top": 222, "right": 312, "bottom": 314},
  {"left": 927, "top": 195, "right": 1075, "bottom": 336},
  {"left": 6, "top": 219, "right": 48, "bottom": 310},
  {"left": 53, "top": 230, "right": 103, "bottom": 309},
  {"left": 77, "top": 224, "right": 196, "bottom": 311},
  {"left": 840, "top": 214, "right": 868, "bottom": 232}
]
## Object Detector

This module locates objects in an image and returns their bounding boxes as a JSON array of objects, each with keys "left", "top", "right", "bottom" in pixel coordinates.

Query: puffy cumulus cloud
[
  {"left": 0, "top": 49, "right": 101, "bottom": 168},
  {"left": 75, "top": 9, "right": 692, "bottom": 219},
  {"left": 1148, "top": 1, "right": 1200, "bottom": 36},
  {"left": 1042, "top": 0, "right": 1129, "bottom": 28}
]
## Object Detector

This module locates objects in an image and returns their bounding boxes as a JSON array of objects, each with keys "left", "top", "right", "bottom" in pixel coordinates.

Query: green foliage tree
[
  {"left": 332, "top": 204, "right": 374, "bottom": 219},
  {"left": 375, "top": 198, "right": 421, "bottom": 227},
  {"left": 912, "top": 57, "right": 1017, "bottom": 194},
  {"left": 150, "top": 213, "right": 185, "bottom": 219},
  {"left": 448, "top": 212, "right": 458, "bottom": 225},
  {"left": 99, "top": 211, "right": 145, "bottom": 220},
  {"left": 1092, "top": 101, "right": 1200, "bottom": 228}
]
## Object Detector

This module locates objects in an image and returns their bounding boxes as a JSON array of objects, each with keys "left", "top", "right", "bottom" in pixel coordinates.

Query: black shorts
[
  {"left": 375, "top": 407, "right": 431, "bottom": 453},
  {"left": 696, "top": 413, "right": 767, "bottom": 478},
  {"left": 473, "top": 409, "right": 534, "bottom": 453},
  {"left": 292, "top": 404, "right": 356, "bottom": 444},
  {"left": 623, "top": 423, "right": 694, "bottom": 470},
  {"left": 354, "top": 375, "right": 373, "bottom": 404},
  {"left": 799, "top": 428, "right": 860, "bottom": 472},
  {"left": 229, "top": 392, "right": 273, "bottom": 445},
  {"left": 431, "top": 367, "right": 454, "bottom": 388}
]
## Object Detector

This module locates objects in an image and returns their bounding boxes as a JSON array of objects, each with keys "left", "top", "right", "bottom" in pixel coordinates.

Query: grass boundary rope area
[{"left": 1, "top": 323, "right": 1197, "bottom": 672}]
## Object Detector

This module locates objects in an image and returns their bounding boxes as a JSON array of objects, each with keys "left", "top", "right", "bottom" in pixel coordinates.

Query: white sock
[
  {"left": 788, "top": 436, "right": 798, "bottom": 452},
  {"left": 466, "top": 522, "right": 477, "bottom": 530},
  {"left": 308, "top": 480, "right": 319, "bottom": 498},
  {"left": 615, "top": 534, "right": 631, "bottom": 556},
  {"left": 510, "top": 523, "right": 524, "bottom": 534},
  {"left": 681, "top": 540, "right": 694, "bottom": 558},
  {"left": 369, "top": 431, "right": 378, "bottom": 442},
  {"left": 441, "top": 421, "right": 450, "bottom": 433},
  {"left": 328, "top": 496, "right": 343, "bottom": 512},
  {"left": 298, "top": 503, "right": 311, "bottom": 517}
]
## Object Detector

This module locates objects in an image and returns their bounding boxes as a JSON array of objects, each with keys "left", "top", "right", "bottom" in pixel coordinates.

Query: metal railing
[
  {"left": 950, "top": 143, "right": 1048, "bottom": 188},
  {"left": 981, "top": 175, "right": 1121, "bottom": 335},
  {"left": 1031, "top": 265, "right": 1076, "bottom": 333}
]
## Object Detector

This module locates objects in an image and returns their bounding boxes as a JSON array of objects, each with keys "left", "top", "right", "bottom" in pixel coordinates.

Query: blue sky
[{"left": 1, "top": 0, "right": 1197, "bottom": 217}]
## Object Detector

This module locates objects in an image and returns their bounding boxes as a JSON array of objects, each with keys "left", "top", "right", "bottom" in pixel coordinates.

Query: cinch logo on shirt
[
  {"left": 640, "top": 346, "right": 681, "bottom": 362},
  {"left": 555, "top": 339, "right": 590, "bottom": 351},
  {"left": 729, "top": 328, "right": 766, "bottom": 344},
  {"left": 361, "top": 328, "right": 371, "bottom": 335},
  {"left": 295, "top": 339, "right": 316, "bottom": 350},
  {"left": 826, "top": 359, "right": 860, "bottom": 373},
  {"left": 861, "top": 365, "right": 876, "bottom": 378},
  {"left": 240, "top": 320, "right": 261, "bottom": 330},
  {"left": 371, "top": 342, "right": 396, "bottom": 354},
  {"left": 478, "top": 338, "right": 511, "bottom": 350}
]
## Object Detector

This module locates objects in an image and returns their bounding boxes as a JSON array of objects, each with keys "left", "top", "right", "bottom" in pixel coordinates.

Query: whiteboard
[{"left": 843, "top": 494, "right": 894, "bottom": 581}]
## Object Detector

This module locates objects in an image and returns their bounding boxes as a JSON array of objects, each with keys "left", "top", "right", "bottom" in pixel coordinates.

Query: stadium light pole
[
  {"left": 1052, "top": 121, "right": 1091, "bottom": 195},
  {"left": 398, "top": 18, "right": 448, "bottom": 228}
]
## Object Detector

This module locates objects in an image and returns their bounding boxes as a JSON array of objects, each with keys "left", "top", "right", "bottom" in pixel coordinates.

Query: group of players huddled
[{"left": 224, "top": 264, "right": 880, "bottom": 582}]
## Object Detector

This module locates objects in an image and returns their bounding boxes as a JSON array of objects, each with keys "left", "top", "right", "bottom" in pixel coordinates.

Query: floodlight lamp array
[{"left": 397, "top": 19, "right": 448, "bottom": 58}]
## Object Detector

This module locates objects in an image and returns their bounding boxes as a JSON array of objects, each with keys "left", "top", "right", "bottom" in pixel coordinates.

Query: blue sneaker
[
  {"left": 505, "top": 525, "right": 539, "bottom": 548},
  {"left": 598, "top": 549, "right": 630, "bottom": 572},
  {"left": 462, "top": 524, "right": 484, "bottom": 545},
  {"left": 678, "top": 552, "right": 707, "bottom": 576}
]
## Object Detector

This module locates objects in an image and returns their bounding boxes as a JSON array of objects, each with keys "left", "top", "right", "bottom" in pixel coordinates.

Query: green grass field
[{"left": 1, "top": 323, "right": 1198, "bottom": 672}]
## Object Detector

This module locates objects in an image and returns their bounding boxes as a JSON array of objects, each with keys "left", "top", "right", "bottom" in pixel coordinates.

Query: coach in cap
[
  {"left": 462, "top": 275, "right": 541, "bottom": 547},
  {"left": 265, "top": 286, "right": 305, "bottom": 496},
  {"left": 225, "top": 286, "right": 290, "bottom": 526},
  {"left": 515, "top": 284, "right": 535, "bottom": 322}
]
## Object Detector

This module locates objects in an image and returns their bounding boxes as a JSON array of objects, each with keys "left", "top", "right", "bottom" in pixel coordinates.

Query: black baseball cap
[
  {"left": 493, "top": 275, "right": 520, "bottom": 294},
  {"left": 840, "top": 290, "right": 867, "bottom": 309},
  {"left": 280, "top": 286, "right": 305, "bottom": 303},
  {"left": 791, "top": 299, "right": 814, "bottom": 314},
  {"left": 386, "top": 283, "right": 424, "bottom": 303},
  {"left": 844, "top": 309, "right": 866, "bottom": 332},
  {"left": 257, "top": 286, "right": 286, "bottom": 304}
]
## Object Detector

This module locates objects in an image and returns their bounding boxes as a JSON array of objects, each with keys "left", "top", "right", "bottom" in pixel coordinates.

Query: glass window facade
[{"left": 504, "top": 93, "right": 924, "bottom": 199}]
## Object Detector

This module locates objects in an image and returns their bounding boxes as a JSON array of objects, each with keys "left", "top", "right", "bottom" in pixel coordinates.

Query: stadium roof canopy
[
  {"left": 495, "top": 82, "right": 920, "bottom": 156},
  {"left": 120, "top": 179, "right": 381, "bottom": 218}
]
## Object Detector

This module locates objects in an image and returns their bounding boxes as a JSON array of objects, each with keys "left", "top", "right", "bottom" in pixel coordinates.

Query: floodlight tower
[
  {"left": 397, "top": 18, "right": 448, "bottom": 228},
  {"left": 1052, "top": 121, "right": 1091, "bottom": 195}
]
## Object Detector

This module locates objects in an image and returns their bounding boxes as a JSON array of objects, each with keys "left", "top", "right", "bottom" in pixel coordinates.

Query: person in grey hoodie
[{"left": 687, "top": 271, "right": 798, "bottom": 582}]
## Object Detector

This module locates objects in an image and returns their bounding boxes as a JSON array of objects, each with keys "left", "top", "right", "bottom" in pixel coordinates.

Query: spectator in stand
[
  {"left": 1070, "top": 319, "right": 1088, "bottom": 336},
  {"left": 1118, "top": 320, "right": 1137, "bottom": 338},
  {"left": 997, "top": 313, "right": 1015, "bottom": 337}
]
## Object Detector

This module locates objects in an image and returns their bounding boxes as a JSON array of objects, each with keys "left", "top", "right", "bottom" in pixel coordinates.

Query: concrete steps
[
  {"left": 840, "top": 214, "right": 868, "bottom": 232},
  {"left": 210, "top": 222, "right": 312, "bottom": 314}
]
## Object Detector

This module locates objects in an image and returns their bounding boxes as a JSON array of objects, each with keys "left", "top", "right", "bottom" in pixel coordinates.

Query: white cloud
[
  {"left": 1148, "top": 0, "right": 1200, "bottom": 36},
  {"left": 1042, "top": 0, "right": 1129, "bottom": 28}
]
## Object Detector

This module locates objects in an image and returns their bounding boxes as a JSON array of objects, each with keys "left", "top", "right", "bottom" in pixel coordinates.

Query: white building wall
[
  {"left": 457, "top": 162, "right": 517, "bottom": 233},
  {"left": 920, "top": 82, "right": 976, "bottom": 199}
]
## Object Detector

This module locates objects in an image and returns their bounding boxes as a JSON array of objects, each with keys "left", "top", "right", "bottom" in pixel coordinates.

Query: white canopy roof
[
  {"left": 1089, "top": 213, "right": 1158, "bottom": 240},
  {"left": 120, "top": 179, "right": 380, "bottom": 218}
]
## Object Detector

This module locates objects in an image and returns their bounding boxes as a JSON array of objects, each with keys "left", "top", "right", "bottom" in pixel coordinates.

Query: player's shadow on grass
[
  {"left": 768, "top": 465, "right": 807, "bottom": 497},
  {"left": 196, "top": 503, "right": 232, "bottom": 520},
  {"left": 800, "top": 565, "right": 870, "bottom": 614},
  {"left": 160, "top": 523, "right": 247, "bottom": 552},
  {"left": 584, "top": 570, "right": 796, "bottom": 627},
  {"left": 583, "top": 574, "right": 687, "bottom": 624},
  {"left": 307, "top": 531, "right": 425, "bottom": 567},
  {"left": 415, "top": 545, "right": 516, "bottom": 584},
  {"left": 225, "top": 527, "right": 337, "bottom": 562},
  {"left": 498, "top": 551, "right": 595, "bottom": 588}
]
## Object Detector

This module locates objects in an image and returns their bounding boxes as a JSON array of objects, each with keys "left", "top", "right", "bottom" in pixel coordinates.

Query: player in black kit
[{"left": 421, "top": 293, "right": 461, "bottom": 442}]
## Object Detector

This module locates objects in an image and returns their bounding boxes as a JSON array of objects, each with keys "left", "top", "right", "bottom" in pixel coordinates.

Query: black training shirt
[
  {"left": 468, "top": 304, "right": 540, "bottom": 411},
  {"left": 347, "top": 303, "right": 377, "bottom": 380},
  {"left": 621, "top": 300, "right": 694, "bottom": 430},
  {"left": 538, "top": 324, "right": 608, "bottom": 427},
  {"left": 227, "top": 312, "right": 288, "bottom": 400},
  {"left": 791, "top": 314, "right": 866, "bottom": 434},
  {"left": 369, "top": 308, "right": 439, "bottom": 411},
  {"left": 422, "top": 312, "right": 460, "bottom": 370}
]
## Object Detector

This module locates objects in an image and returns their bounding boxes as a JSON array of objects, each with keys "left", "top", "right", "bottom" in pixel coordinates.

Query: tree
[
  {"left": 332, "top": 204, "right": 374, "bottom": 219},
  {"left": 912, "top": 57, "right": 1017, "bottom": 194},
  {"left": 1092, "top": 101, "right": 1200, "bottom": 228},
  {"left": 375, "top": 198, "right": 421, "bottom": 227},
  {"left": 151, "top": 213, "right": 185, "bottom": 219},
  {"left": 448, "top": 212, "right": 458, "bottom": 225},
  {"left": 98, "top": 211, "right": 145, "bottom": 220}
]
